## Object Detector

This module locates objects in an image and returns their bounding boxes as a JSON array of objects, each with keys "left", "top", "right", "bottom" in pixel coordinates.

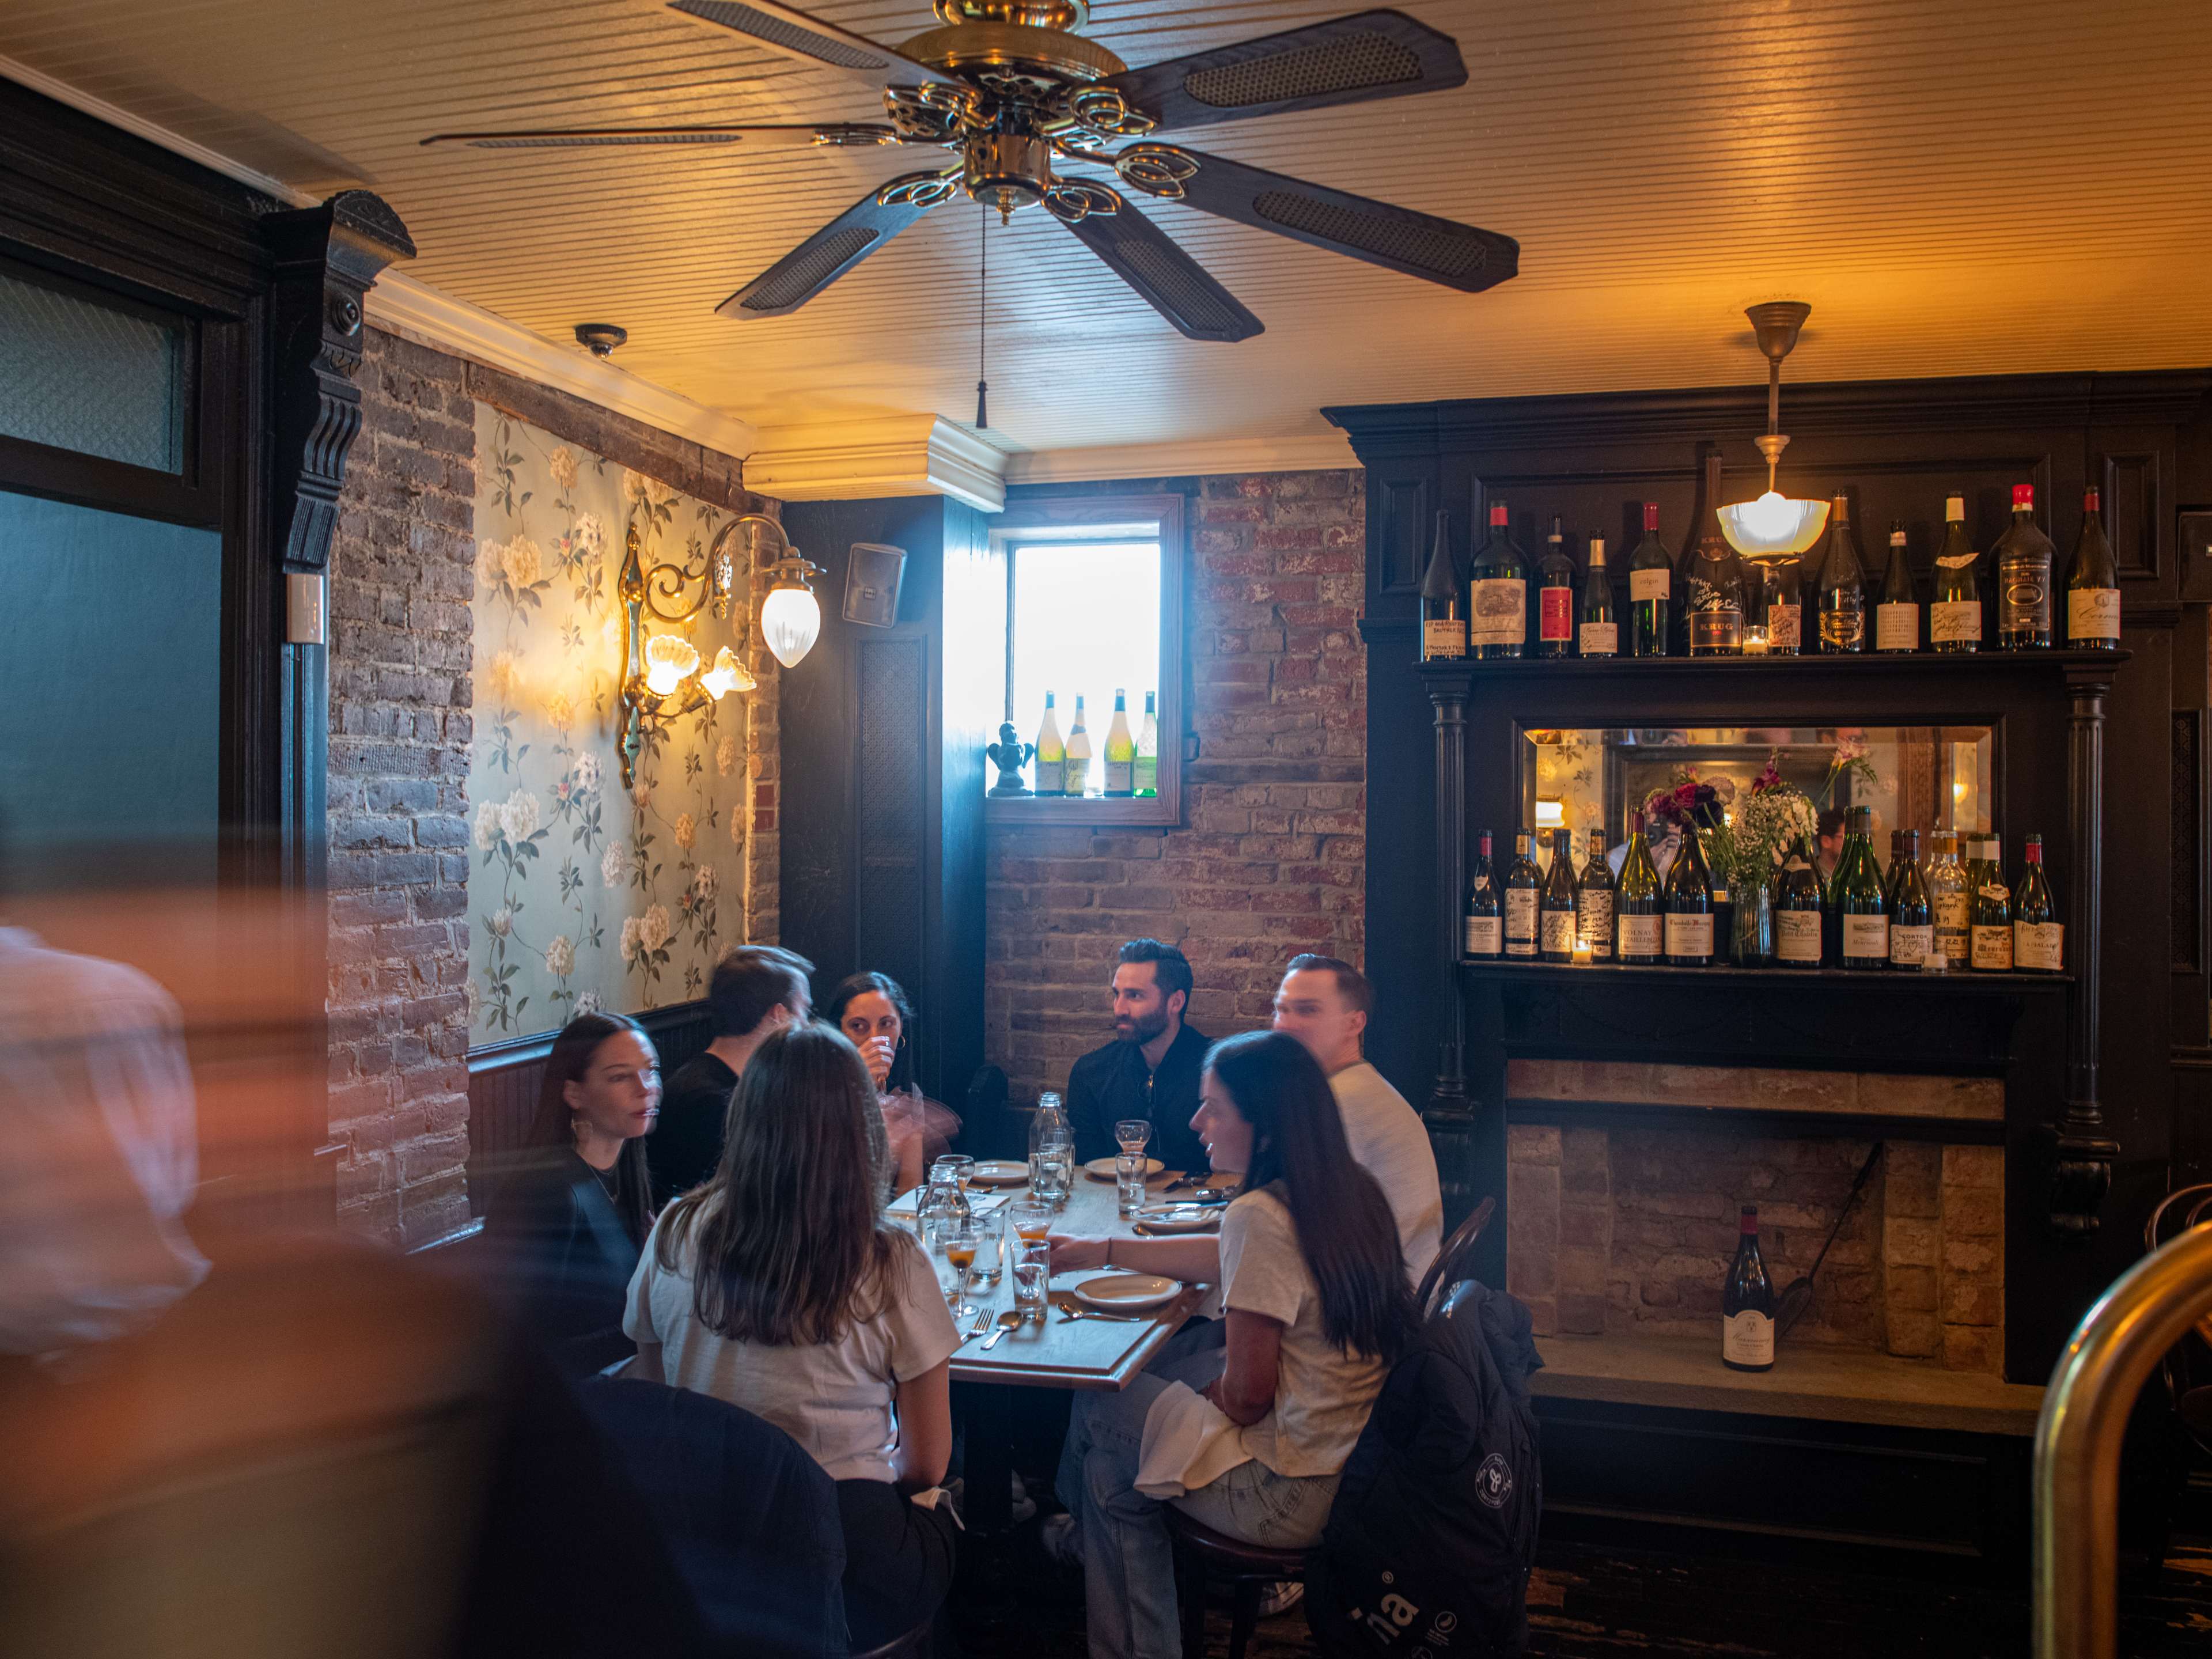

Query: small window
[
  {"left": 0, "top": 262, "right": 189, "bottom": 475},
  {"left": 988, "top": 493, "right": 1183, "bottom": 825}
]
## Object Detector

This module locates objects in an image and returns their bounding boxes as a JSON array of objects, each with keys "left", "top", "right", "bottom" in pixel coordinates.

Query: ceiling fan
[{"left": 424, "top": 0, "right": 1518, "bottom": 343}]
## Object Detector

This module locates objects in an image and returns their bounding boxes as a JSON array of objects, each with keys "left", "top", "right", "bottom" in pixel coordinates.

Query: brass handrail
[{"left": 2035, "top": 1222, "right": 2212, "bottom": 1658}]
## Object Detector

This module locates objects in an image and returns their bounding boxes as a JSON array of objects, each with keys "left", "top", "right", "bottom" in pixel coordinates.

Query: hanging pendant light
[
  {"left": 1718, "top": 301, "right": 1830, "bottom": 559},
  {"left": 762, "top": 562, "right": 824, "bottom": 668}
]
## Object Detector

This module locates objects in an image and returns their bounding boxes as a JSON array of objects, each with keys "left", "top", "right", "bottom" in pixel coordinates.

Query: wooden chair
[
  {"left": 1416, "top": 1195, "right": 1498, "bottom": 1316},
  {"left": 2144, "top": 1183, "right": 2212, "bottom": 1455}
]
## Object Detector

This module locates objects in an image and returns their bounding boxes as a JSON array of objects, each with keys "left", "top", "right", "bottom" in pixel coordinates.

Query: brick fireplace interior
[{"left": 1506, "top": 1062, "right": 2005, "bottom": 1377}]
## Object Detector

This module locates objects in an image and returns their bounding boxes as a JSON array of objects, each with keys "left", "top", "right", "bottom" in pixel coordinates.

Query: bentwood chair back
[
  {"left": 2142, "top": 1183, "right": 2212, "bottom": 1457},
  {"left": 1415, "top": 1195, "right": 1498, "bottom": 1317}
]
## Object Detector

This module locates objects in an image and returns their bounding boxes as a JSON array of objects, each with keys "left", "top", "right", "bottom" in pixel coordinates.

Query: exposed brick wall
[{"left": 985, "top": 470, "right": 1365, "bottom": 1105}]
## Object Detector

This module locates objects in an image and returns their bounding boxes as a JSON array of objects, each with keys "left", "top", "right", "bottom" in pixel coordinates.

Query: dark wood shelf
[
  {"left": 1460, "top": 958, "right": 2070, "bottom": 990},
  {"left": 1418, "top": 648, "right": 2128, "bottom": 681}
]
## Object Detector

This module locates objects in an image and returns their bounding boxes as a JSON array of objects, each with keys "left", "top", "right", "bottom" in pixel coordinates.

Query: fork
[{"left": 958, "top": 1309, "right": 994, "bottom": 1344}]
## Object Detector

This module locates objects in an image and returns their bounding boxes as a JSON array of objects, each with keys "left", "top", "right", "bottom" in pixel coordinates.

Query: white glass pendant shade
[
  {"left": 1718, "top": 492, "right": 1830, "bottom": 558},
  {"left": 762, "top": 584, "right": 822, "bottom": 668},
  {"left": 643, "top": 632, "right": 699, "bottom": 695},
  {"left": 700, "top": 646, "right": 756, "bottom": 700}
]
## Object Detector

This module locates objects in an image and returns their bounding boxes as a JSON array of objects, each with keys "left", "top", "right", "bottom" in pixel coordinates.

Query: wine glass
[
  {"left": 935, "top": 1218, "right": 982, "bottom": 1320},
  {"left": 1113, "top": 1119, "right": 1153, "bottom": 1157},
  {"left": 931, "top": 1154, "right": 976, "bottom": 1194}
]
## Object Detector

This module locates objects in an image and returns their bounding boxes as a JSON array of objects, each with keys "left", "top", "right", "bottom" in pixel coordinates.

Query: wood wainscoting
[{"left": 463, "top": 1002, "right": 715, "bottom": 1217}]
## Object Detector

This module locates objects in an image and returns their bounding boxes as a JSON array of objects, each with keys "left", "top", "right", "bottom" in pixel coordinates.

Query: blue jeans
[{"left": 1059, "top": 1369, "right": 1341, "bottom": 1659}]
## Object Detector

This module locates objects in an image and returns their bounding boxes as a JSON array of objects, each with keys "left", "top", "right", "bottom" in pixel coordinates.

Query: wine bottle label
[
  {"left": 1998, "top": 555, "right": 2051, "bottom": 634},
  {"left": 1134, "top": 756, "right": 1157, "bottom": 794},
  {"left": 1723, "top": 1309, "right": 1774, "bottom": 1368},
  {"left": 1539, "top": 588, "right": 1573, "bottom": 642},
  {"left": 1875, "top": 603, "right": 1919, "bottom": 651},
  {"left": 1690, "top": 608, "right": 1744, "bottom": 652},
  {"left": 1930, "top": 600, "right": 1982, "bottom": 643},
  {"left": 1036, "top": 757, "right": 1065, "bottom": 794},
  {"left": 1505, "top": 890, "right": 1537, "bottom": 954},
  {"left": 2015, "top": 920, "right": 2065, "bottom": 971},
  {"left": 1579, "top": 621, "right": 1618, "bottom": 656},
  {"left": 1934, "top": 896, "right": 1971, "bottom": 963},
  {"left": 2068, "top": 588, "right": 2120, "bottom": 641},
  {"left": 1889, "top": 924, "right": 1933, "bottom": 966},
  {"left": 1664, "top": 913, "right": 1713, "bottom": 958},
  {"left": 1820, "top": 608, "right": 1865, "bottom": 651},
  {"left": 1979, "top": 882, "right": 2011, "bottom": 904},
  {"left": 1971, "top": 923, "right": 2014, "bottom": 971},
  {"left": 1767, "top": 603, "right": 1802, "bottom": 651},
  {"left": 1842, "top": 914, "right": 1890, "bottom": 959},
  {"left": 1776, "top": 911, "right": 1822, "bottom": 962},
  {"left": 1065, "top": 757, "right": 1089, "bottom": 796},
  {"left": 1936, "top": 552, "right": 1977, "bottom": 569},
  {"left": 1470, "top": 579, "right": 1527, "bottom": 645},
  {"left": 1578, "top": 892, "right": 1615, "bottom": 956},
  {"left": 1421, "top": 618, "right": 1467, "bottom": 658},
  {"left": 1618, "top": 913, "right": 1662, "bottom": 957},
  {"left": 1540, "top": 910, "right": 1575, "bottom": 955},
  {"left": 1782, "top": 855, "right": 1810, "bottom": 873},
  {"left": 1630, "top": 569, "right": 1670, "bottom": 603},
  {"left": 1465, "top": 914, "right": 1501, "bottom": 956}
]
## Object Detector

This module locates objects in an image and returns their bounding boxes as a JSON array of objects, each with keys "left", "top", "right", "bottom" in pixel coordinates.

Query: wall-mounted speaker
[{"left": 843, "top": 541, "right": 907, "bottom": 628}]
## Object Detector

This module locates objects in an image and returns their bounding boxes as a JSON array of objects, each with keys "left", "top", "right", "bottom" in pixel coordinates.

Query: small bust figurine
[{"left": 986, "top": 723, "right": 1036, "bottom": 796}]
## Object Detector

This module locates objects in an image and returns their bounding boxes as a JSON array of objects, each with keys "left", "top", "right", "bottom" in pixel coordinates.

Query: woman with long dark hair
[
  {"left": 1057, "top": 1029, "right": 1414, "bottom": 1659},
  {"left": 624, "top": 1023, "right": 959, "bottom": 1649},
  {"left": 821, "top": 971, "right": 961, "bottom": 1195},
  {"left": 488, "top": 1012, "right": 661, "bottom": 1375}
]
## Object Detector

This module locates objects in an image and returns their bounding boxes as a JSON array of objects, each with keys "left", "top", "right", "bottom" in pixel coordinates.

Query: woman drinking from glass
[
  {"left": 823, "top": 971, "right": 961, "bottom": 1197},
  {"left": 624, "top": 1023, "right": 959, "bottom": 1649}
]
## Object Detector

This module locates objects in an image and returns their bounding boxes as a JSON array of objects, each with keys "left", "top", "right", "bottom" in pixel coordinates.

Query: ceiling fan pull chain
[{"left": 975, "top": 209, "right": 990, "bottom": 430}]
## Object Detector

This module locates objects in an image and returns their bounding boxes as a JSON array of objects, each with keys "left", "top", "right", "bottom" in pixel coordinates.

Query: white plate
[
  {"left": 1072, "top": 1272, "right": 1181, "bottom": 1313},
  {"left": 970, "top": 1160, "right": 1031, "bottom": 1185},
  {"left": 1134, "top": 1205, "right": 1222, "bottom": 1235},
  {"left": 1083, "top": 1156, "right": 1165, "bottom": 1180}
]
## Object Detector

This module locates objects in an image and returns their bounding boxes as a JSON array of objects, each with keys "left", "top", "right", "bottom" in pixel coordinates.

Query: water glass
[
  {"left": 969, "top": 1202, "right": 1006, "bottom": 1286},
  {"left": 1012, "top": 1259, "right": 1048, "bottom": 1316},
  {"left": 1114, "top": 1118, "right": 1153, "bottom": 1156},
  {"left": 1117, "top": 1150, "right": 1148, "bottom": 1217}
]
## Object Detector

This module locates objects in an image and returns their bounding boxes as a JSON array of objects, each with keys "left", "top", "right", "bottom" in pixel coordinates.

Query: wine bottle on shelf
[
  {"left": 1465, "top": 832, "right": 1502, "bottom": 959},
  {"left": 1722, "top": 1206, "right": 1777, "bottom": 1373},
  {"left": 1616, "top": 812, "right": 1664, "bottom": 964},
  {"left": 1470, "top": 502, "right": 1528, "bottom": 660},
  {"left": 1836, "top": 805, "right": 1889, "bottom": 968},
  {"left": 1578, "top": 828, "right": 1616, "bottom": 961},
  {"left": 2013, "top": 834, "right": 2064, "bottom": 972},
  {"left": 1774, "top": 830, "right": 1824, "bottom": 968},
  {"left": 1104, "top": 688, "right": 1135, "bottom": 796},
  {"left": 1971, "top": 834, "right": 2014, "bottom": 971},
  {"left": 1815, "top": 494, "right": 1868, "bottom": 654},
  {"left": 1629, "top": 503, "right": 1672, "bottom": 658},
  {"left": 1929, "top": 831, "right": 1969, "bottom": 971},
  {"left": 1418, "top": 509, "right": 1465, "bottom": 662},
  {"left": 1578, "top": 538, "right": 1618, "bottom": 658},
  {"left": 1995, "top": 484, "right": 2056, "bottom": 649},
  {"left": 1876, "top": 521, "right": 1919, "bottom": 653},
  {"left": 1931, "top": 495, "right": 1983, "bottom": 653},
  {"left": 1662, "top": 824, "right": 1715, "bottom": 967},
  {"left": 1034, "top": 692, "right": 1066, "bottom": 796},
  {"left": 1686, "top": 452, "right": 1746, "bottom": 656},
  {"left": 1536, "top": 516, "right": 1578, "bottom": 658},
  {"left": 1540, "top": 828, "right": 1578, "bottom": 962},
  {"left": 1763, "top": 556, "right": 1805, "bottom": 656},
  {"left": 1065, "top": 695, "right": 1092, "bottom": 797},
  {"left": 1889, "top": 830, "right": 1933, "bottom": 969},
  {"left": 1881, "top": 830, "right": 1904, "bottom": 909},
  {"left": 1134, "top": 691, "right": 1158, "bottom": 797},
  {"left": 1503, "top": 830, "right": 1543, "bottom": 958},
  {"left": 2067, "top": 488, "right": 2121, "bottom": 649}
]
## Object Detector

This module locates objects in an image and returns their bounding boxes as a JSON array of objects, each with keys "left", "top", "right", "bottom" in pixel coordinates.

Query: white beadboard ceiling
[{"left": 5, "top": 0, "right": 2210, "bottom": 464}]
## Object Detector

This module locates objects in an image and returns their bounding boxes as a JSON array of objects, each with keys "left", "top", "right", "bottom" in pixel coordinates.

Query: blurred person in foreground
[
  {"left": 625, "top": 1022, "right": 959, "bottom": 1649},
  {"left": 823, "top": 970, "right": 961, "bottom": 1196},
  {"left": 649, "top": 945, "right": 812, "bottom": 1205},
  {"left": 488, "top": 1011, "right": 661, "bottom": 1376}
]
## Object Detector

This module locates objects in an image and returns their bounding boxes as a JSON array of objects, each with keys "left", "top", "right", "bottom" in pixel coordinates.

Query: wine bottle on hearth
[
  {"left": 1774, "top": 831, "right": 1824, "bottom": 968},
  {"left": 1815, "top": 494, "right": 1867, "bottom": 654},
  {"left": 1418, "top": 510, "right": 1465, "bottom": 662},
  {"left": 1663, "top": 824, "right": 1715, "bottom": 966},
  {"left": 1930, "top": 495, "right": 1983, "bottom": 653},
  {"left": 1034, "top": 692, "right": 1066, "bottom": 796},
  {"left": 1469, "top": 502, "right": 1528, "bottom": 660},
  {"left": 1578, "top": 537, "right": 1618, "bottom": 658},
  {"left": 1503, "top": 830, "right": 1543, "bottom": 958},
  {"left": 1889, "top": 831, "right": 1933, "bottom": 969},
  {"left": 1540, "top": 829, "right": 1578, "bottom": 961},
  {"left": 1836, "top": 805, "right": 1889, "bottom": 968},
  {"left": 1578, "top": 828, "right": 1616, "bottom": 961},
  {"left": 1536, "top": 516, "right": 1577, "bottom": 658},
  {"left": 1628, "top": 503, "right": 1672, "bottom": 658},
  {"left": 1971, "top": 833, "right": 2014, "bottom": 971},
  {"left": 1929, "top": 832, "right": 1969, "bottom": 971},
  {"left": 1722, "top": 1205, "right": 1776, "bottom": 1372},
  {"left": 1616, "top": 811, "right": 1664, "bottom": 964},
  {"left": 1464, "top": 832, "right": 1502, "bottom": 959},
  {"left": 1876, "top": 522, "right": 1919, "bottom": 653},
  {"left": 2013, "top": 833, "right": 2064, "bottom": 972},
  {"left": 2066, "top": 488, "right": 2121, "bottom": 649},
  {"left": 1995, "top": 484, "right": 2055, "bottom": 649}
]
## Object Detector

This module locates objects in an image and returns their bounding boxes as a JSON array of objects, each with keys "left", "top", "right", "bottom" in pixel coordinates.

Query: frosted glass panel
[{"left": 0, "top": 267, "right": 186, "bottom": 472}]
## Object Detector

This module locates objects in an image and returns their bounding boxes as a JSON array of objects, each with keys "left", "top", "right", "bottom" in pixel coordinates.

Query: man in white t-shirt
[{"left": 1271, "top": 955, "right": 1443, "bottom": 1286}]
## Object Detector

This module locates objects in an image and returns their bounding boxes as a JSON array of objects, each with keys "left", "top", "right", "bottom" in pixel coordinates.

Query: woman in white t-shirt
[
  {"left": 624, "top": 1024, "right": 960, "bottom": 1649},
  {"left": 1058, "top": 1029, "right": 1416, "bottom": 1659}
]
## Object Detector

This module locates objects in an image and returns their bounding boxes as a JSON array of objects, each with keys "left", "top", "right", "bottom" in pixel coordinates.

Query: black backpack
[{"left": 1305, "top": 1279, "right": 1544, "bottom": 1659}]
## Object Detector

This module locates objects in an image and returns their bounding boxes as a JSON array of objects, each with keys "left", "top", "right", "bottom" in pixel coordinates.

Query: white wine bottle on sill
[
  {"left": 1065, "top": 696, "right": 1092, "bottom": 797},
  {"left": 1034, "top": 693, "right": 1066, "bottom": 796},
  {"left": 1134, "top": 692, "right": 1158, "bottom": 797},
  {"left": 1104, "top": 689, "right": 1134, "bottom": 796}
]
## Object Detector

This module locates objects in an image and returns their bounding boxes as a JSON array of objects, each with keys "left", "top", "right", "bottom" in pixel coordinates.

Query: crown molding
[
  {"left": 747, "top": 415, "right": 1009, "bottom": 513},
  {"left": 1002, "top": 430, "right": 1359, "bottom": 486}
]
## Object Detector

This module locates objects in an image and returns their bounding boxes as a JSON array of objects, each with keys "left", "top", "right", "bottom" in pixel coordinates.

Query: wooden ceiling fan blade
[
  {"left": 421, "top": 123, "right": 902, "bottom": 150},
  {"left": 1103, "top": 10, "right": 1465, "bottom": 134},
  {"left": 666, "top": 0, "right": 964, "bottom": 91},
  {"left": 1162, "top": 149, "right": 1517, "bottom": 294},
  {"left": 716, "top": 182, "right": 945, "bottom": 319},
  {"left": 1060, "top": 203, "right": 1262, "bottom": 343}
]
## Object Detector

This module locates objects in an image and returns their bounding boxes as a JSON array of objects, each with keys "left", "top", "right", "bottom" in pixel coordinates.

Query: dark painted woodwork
[{"left": 778, "top": 497, "right": 993, "bottom": 1116}]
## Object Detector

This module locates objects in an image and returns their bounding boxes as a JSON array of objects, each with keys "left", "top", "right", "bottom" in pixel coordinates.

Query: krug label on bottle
[
  {"left": 1471, "top": 579, "right": 1527, "bottom": 646},
  {"left": 1722, "top": 1309, "right": 1774, "bottom": 1369},
  {"left": 1690, "top": 609, "right": 1744, "bottom": 653},
  {"left": 2015, "top": 921, "right": 2065, "bottom": 972},
  {"left": 1775, "top": 911, "right": 1822, "bottom": 963},
  {"left": 2068, "top": 588, "right": 2120, "bottom": 642},
  {"left": 1618, "top": 914, "right": 1663, "bottom": 957},
  {"left": 1464, "top": 915, "right": 1500, "bottom": 956},
  {"left": 1930, "top": 600, "right": 1982, "bottom": 644}
]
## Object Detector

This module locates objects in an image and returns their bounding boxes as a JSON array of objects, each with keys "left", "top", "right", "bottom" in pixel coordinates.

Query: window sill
[{"left": 984, "top": 792, "right": 1181, "bottom": 827}]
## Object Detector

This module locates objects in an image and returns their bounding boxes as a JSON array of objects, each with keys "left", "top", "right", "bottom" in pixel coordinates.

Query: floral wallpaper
[{"left": 467, "top": 406, "right": 764, "bottom": 1039}]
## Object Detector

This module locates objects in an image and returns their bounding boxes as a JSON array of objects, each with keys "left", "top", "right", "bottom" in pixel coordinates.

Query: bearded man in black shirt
[
  {"left": 1063, "top": 939, "right": 1209, "bottom": 1175},
  {"left": 647, "top": 945, "right": 811, "bottom": 1205}
]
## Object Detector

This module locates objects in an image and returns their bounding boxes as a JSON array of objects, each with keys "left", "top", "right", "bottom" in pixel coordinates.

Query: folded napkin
[{"left": 1134, "top": 1381, "right": 1252, "bottom": 1499}]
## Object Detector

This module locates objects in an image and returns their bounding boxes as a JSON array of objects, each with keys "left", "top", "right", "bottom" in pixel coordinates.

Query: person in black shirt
[
  {"left": 647, "top": 946, "right": 812, "bottom": 1206},
  {"left": 1064, "top": 939, "right": 1210, "bottom": 1175}
]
